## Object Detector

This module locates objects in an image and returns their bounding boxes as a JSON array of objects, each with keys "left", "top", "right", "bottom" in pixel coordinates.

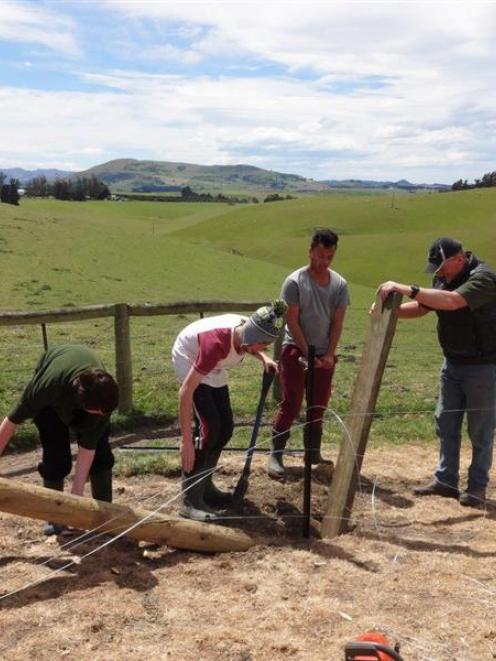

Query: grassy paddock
[
  {"left": 1, "top": 191, "right": 492, "bottom": 466},
  {"left": 0, "top": 301, "right": 443, "bottom": 461}
]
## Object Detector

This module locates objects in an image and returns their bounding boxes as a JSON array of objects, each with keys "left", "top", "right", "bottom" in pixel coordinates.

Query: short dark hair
[
  {"left": 73, "top": 368, "right": 119, "bottom": 414},
  {"left": 310, "top": 228, "right": 339, "bottom": 249}
]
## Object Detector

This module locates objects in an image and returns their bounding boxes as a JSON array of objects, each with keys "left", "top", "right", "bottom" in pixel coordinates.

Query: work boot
[
  {"left": 42, "top": 478, "right": 65, "bottom": 536},
  {"left": 267, "top": 430, "right": 289, "bottom": 479},
  {"left": 180, "top": 449, "right": 219, "bottom": 523},
  {"left": 304, "top": 426, "right": 332, "bottom": 466},
  {"left": 204, "top": 449, "right": 233, "bottom": 506},
  {"left": 412, "top": 480, "right": 459, "bottom": 499},
  {"left": 459, "top": 487, "right": 486, "bottom": 508},
  {"left": 90, "top": 469, "right": 113, "bottom": 503}
]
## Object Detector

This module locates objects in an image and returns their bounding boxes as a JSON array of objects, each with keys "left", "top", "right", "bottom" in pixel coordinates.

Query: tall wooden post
[
  {"left": 41, "top": 323, "right": 48, "bottom": 350},
  {"left": 321, "top": 292, "right": 402, "bottom": 539},
  {"left": 114, "top": 303, "right": 133, "bottom": 413}
]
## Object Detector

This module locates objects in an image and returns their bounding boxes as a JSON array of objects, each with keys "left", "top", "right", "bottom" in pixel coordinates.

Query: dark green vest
[{"left": 435, "top": 256, "right": 496, "bottom": 364}]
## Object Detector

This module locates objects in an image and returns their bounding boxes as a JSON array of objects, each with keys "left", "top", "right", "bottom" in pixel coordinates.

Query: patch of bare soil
[{"left": 2, "top": 441, "right": 496, "bottom": 660}]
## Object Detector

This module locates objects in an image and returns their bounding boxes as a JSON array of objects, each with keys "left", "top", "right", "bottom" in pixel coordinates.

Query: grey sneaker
[
  {"left": 412, "top": 480, "right": 459, "bottom": 498},
  {"left": 459, "top": 488, "right": 486, "bottom": 508}
]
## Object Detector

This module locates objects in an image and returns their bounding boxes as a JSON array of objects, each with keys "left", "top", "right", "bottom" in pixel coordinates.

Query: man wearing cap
[
  {"left": 376, "top": 238, "right": 496, "bottom": 507},
  {"left": 172, "top": 300, "right": 286, "bottom": 522},
  {"left": 267, "top": 228, "right": 350, "bottom": 479}
]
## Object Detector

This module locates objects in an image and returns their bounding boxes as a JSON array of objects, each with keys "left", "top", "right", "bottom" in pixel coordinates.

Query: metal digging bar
[
  {"left": 302, "top": 344, "right": 315, "bottom": 538},
  {"left": 232, "top": 368, "right": 275, "bottom": 506}
]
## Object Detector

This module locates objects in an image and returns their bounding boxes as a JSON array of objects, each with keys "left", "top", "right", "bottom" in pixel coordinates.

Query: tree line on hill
[
  {"left": 0, "top": 172, "right": 111, "bottom": 204},
  {"left": 24, "top": 175, "right": 110, "bottom": 200},
  {"left": 0, "top": 172, "right": 20, "bottom": 205},
  {"left": 119, "top": 186, "right": 254, "bottom": 204},
  {"left": 121, "top": 187, "right": 297, "bottom": 204},
  {"left": 452, "top": 170, "right": 496, "bottom": 191},
  {"left": 0, "top": 171, "right": 298, "bottom": 206}
]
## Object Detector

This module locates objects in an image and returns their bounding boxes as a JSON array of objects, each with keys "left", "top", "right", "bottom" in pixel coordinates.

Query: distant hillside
[
  {"left": 0, "top": 167, "right": 74, "bottom": 183},
  {"left": 2, "top": 159, "right": 449, "bottom": 195},
  {"left": 76, "top": 159, "right": 330, "bottom": 195},
  {"left": 321, "top": 178, "right": 449, "bottom": 191}
]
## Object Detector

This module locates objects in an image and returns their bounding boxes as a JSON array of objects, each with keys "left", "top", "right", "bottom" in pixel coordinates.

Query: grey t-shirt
[{"left": 281, "top": 266, "right": 350, "bottom": 354}]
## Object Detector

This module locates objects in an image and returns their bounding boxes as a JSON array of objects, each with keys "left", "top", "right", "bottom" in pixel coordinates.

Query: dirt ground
[{"left": 2, "top": 437, "right": 496, "bottom": 661}]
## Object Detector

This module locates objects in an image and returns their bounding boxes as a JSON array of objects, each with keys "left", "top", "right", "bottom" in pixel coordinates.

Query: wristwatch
[{"left": 409, "top": 284, "right": 420, "bottom": 299}]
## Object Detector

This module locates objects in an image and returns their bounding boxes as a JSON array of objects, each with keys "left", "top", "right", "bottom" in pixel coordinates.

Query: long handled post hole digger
[{"left": 232, "top": 367, "right": 275, "bottom": 506}]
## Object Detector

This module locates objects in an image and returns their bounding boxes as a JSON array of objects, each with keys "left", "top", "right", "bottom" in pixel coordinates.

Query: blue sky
[{"left": 1, "top": 0, "right": 495, "bottom": 183}]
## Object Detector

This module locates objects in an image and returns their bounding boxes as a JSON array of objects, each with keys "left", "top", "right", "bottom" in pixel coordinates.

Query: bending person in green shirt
[{"left": 0, "top": 344, "right": 119, "bottom": 534}]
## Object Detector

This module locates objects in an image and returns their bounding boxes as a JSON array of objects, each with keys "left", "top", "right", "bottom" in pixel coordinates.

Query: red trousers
[{"left": 273, "top": 344, "right": 335, "bottom": 435}]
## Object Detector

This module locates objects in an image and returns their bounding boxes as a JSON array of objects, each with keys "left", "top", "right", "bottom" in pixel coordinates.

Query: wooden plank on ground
[
  {"left": 0, "top": 477, "right": 254, "bottom": 553},
  {"left": 321, "top": 291, "right": 402, "bottom": 539}
]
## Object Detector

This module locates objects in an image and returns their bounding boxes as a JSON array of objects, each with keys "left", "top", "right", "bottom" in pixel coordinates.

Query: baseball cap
[{"left": 424, "top": 237, "right": 463, "bottom": 273}]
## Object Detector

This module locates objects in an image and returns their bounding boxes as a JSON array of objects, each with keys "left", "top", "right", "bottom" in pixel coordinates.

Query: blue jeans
[{"left": 434, "top": 360, "right": 496, "bottom": 490}]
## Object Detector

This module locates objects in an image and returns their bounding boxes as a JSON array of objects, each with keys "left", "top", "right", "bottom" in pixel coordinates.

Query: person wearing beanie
[
  {"left": 172, "top": 300, "right": 286, "bottom": 522},
  {"left": 375, "top": 237, "right": 496, "bottom": 508},
  {"left": 0, "top": 344, "right": 119, "bottom": 534},
  {"left": 268, "top": 229, "right": 350, "bottom": 479}
]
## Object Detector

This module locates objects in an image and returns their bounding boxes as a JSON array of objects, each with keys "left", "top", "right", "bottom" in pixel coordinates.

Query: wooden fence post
[
  {"left": 114, "top": 303, "right": 133, "bottom": 413},
  {"left": 41, "top": 323, "right": 48, "bottom": 350},
  {"left": 321, "top": 292, "right": 402, "bottom": 539}
]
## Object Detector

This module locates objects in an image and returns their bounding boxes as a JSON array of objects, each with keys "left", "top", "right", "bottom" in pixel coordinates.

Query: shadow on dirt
[{"left": 0, "top": 536, "right": 191, "bottom": 610}]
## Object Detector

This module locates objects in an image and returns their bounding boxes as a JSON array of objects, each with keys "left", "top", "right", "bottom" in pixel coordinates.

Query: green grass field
[{"left": 1, "top": 189, "right": 495, "bottom": 457}]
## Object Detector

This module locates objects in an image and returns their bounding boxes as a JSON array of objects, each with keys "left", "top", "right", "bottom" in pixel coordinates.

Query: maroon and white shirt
[{"left": 171, "top": 314, "right": 248, "bottom": 387}]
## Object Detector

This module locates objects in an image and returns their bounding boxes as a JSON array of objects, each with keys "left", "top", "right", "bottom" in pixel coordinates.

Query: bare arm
[
  {"left": 378, "top": 281, "right": 467, "bottom": 311},
  {"left": 178, "top": 367, "right": 204, "bottom": 473},
  {"left": 397, "top": 301, "right": 431, "bottom": 319},
  {"left": 251, "top": 351, "right": 278, "bottom": 373},
  {"left": 0, "top": 418, "right": 17, "bottom": 458},
  {"left": 286, "top": 304, "right": 308, "bottom": 356},
  {"left": 71, "top": 446, "right": 96, "bottom": 497},
  {"left": 319, "top": 305, "right": 346, "bottom": 369}
]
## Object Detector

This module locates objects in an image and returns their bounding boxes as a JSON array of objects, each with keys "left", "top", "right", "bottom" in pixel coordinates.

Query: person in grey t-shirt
[{"left": 268, "top": 229, "right": 350, "bottom": 478}]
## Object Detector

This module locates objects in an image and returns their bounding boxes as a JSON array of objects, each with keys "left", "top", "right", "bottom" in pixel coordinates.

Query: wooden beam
[
  {"left": 0, "top": 477, "right": 254, "bottom": 553},
  {"left": 0, "top": 300, "right": 267, "bottom": 326},
  {"left": 129, "top": 300, "right": 266, "bottom": 316},
  {"left": 0, "top": 304, "right": 116, "bottom": 326},
  {"left": 321, "top": 292, "right": 402, "bottom": 539}
]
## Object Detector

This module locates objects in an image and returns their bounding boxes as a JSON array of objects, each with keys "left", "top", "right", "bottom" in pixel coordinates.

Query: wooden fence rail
[{"left": 0, "top": 300, "right": 268, "bottom": 413}]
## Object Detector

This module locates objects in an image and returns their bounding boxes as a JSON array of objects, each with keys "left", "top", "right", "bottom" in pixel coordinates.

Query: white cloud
[
  {"left": 102, "top": 1, "right": 496, "bottom": 80},
  {"left": 2, "top": 61, "right": 495, "bottom": 181},
  {"left": 0, "top": 1, "right": 80, "bottom": 56},
  {"left": 2, "top": 1, "right": 496, "bottom": 182}
]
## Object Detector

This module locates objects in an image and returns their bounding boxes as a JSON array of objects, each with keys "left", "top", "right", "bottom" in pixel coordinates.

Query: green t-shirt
[
  {"left": 9, "top": 344, "right": 111, "bottom": 449},
  {"left": 456, "top": 269, "right": 496, "bottom": 310},
  {"left": 434, "top": 258, "right": 496, "bottom": 364}
]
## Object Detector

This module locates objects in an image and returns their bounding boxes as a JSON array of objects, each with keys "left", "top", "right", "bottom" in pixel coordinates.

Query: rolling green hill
[
  {"left": 2, "top": 188, "right": 495, "bottom": 311},
  {"left": 1, "top": 188, "right": 495, "bottom": 443},
  {"left": 0, "top": 199, "right": 287, "bottom": 310},
  {"left": 78, "top": 158, "right": 329, "bottom": 196},
  {"left": 171, "top": 187, "right": 496, "bottom": 288}
]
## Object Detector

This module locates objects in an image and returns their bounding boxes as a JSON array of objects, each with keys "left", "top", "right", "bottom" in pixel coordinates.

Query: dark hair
[
  {"left": 310, "top": 228, "right": 339, "bottom": 249},
  {"left": 73, "top": 368, "right": 119, "bottom": 414}
]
